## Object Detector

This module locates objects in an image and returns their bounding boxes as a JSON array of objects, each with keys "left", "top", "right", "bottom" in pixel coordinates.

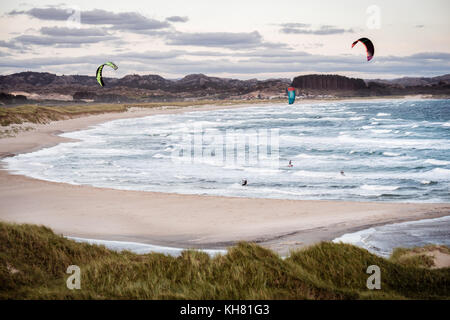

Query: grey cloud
[
  {"left": 133, "top": 51, "right": 449, "bottom": 76},
  {"left": 279, "top": 23, "right": 311, "bottom": 28},
  {"left": 181, "top": 51, "right": 229, "bottom": 57},
  {"left": 0, "top": 40, "right": 22, "bottom": 50},
  {"left": 10, "top": 7, "right": 170, "bottom": 32},
  {"left": 9, "top": 26, "right": 116, "bottom": 48},
  {"left": 0, "top": 50, "right": 187, "bottom": 69},
  {"left": 80, "top": 9, "right": 170, "bottom": 31},
  {"left": 2, "top": 51, "right": 449, "bottom": 78},
  {"left": 391, "top": 52, "right": 450, "bottom": 61},
  {"left": 115, "top": 50, "right": 184, "bottom": 61},
  {"left": 123, "top": 53, "right": 448, "bottom": 77},
  {"left": 9, "top": 8, "right": 72, "bottom": 20},
  {"left": 13, "top": 34, "right": 116, "bottom": 47},
  {"left": 280, "top": 24, "right": 353, "bottom": 35},
  {"left": 260, "top": 41, "right": 291, "bottom": 49},
  {"left": 166, "top": 16, "right": 189, "bottom": 23},
  {"left": 234, "top": 48, "right": 303, "bottom": 58},
  {"left": 167, "top": 31, "right": 268, "bottom": 48},
  {"left": 40, "top": 26, "right": 110, "bottom": 37},
  {"left": 164, "top": 30, "right": 287, "bottom": 49}
]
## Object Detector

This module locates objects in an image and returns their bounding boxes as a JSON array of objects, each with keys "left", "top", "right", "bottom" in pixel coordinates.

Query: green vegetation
[
  {"left": 0, "top": 222, "right": 448, "bottom": 299},
  {"left": 390, "top": 245, "right": 450, "bottom": 268},
  {"left": 0, "top": 104, "right": 124, "bottom": 126},
  {"left": 0, "top": 100, "right": 281, "bottom": 127}
]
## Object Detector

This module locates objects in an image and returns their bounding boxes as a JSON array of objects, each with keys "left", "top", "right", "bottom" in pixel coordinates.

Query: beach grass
[
  {"left": 0, "top": 221, "right": 448, "bottom": 300},
  {"left": 0, "top": 100, "right": 282, "bottom": 127},
  {"left": 390, "top": 245, "right": 450, "bottom": 268}
]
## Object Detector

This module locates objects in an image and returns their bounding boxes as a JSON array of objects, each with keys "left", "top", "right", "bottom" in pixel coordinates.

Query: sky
[{"left": 0, "top": 0, "right": 449, "bottom": 80}]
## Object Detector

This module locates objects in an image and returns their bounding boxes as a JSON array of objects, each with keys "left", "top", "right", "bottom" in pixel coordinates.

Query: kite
[
  {"left": 286, "top": 87, "right": 296, "bottom": 104},
  {"left": 351, "top": 38, "right": 374, "bottom": 61},
  {"left": 96, "top": 62, "right": 118, "bottom": 87}
]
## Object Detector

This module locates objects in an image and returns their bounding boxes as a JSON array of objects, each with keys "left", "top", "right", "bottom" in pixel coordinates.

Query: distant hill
[
  {"left": 364, "top": 74, "right": 450, "bottom": 96},
  {"left": 0, "top": 72, "right": 290, "bottom": 104},
  {"left": 0, "top": 72, "right": 449, "bottom": 105},
  {"left": 292, "top": 74, "right": 367, "bottom": 90},
  {"left": 367, "top": 74, "right": 450, "bottom": 87}
]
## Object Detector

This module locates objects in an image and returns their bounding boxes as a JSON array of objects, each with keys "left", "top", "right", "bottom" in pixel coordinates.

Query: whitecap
[
  {"left": 371, "top": 129, "right": 392, "bottom": 134},
  {"left": 383, "top": 152, "right": 400, "bottom": 157},
  {"left": 424, "top": 159, "right": 450, "bottom": 166},
  {"left": 360, "top": 184, "right": 399, "bottom": 191}
]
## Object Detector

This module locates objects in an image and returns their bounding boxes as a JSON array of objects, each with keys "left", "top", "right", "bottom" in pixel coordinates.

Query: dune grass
[
  {"left": 390, "top": 245, "right": 450, "bottom": 269},
  {"left": 0, "top": 100, "right": 282, "bottom": 127},
  {"left": 0, "top": 221, "right": 448, "bottom": 300},
  {"left": 0, "top": 104, "right": 126, "bottom": 126}
]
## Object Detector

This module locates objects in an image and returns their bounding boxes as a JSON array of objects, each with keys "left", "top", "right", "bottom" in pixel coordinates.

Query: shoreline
[{"left": 1, "top": 98, "right": 449, "bottom": 255}]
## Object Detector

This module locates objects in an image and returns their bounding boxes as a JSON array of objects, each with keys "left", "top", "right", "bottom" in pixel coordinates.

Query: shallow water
[
  {"left": 333, "top": 215, "right": 450, "bottom": 257},
  {"left": 67, "top": 236, "right": 227, "bottom": 257},
  {"left": 5, "top": 99, "right": 449, "bottom": 202}
]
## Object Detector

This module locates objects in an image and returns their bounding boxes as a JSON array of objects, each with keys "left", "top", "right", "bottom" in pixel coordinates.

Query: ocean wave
[
  {"left": 383, "top": 152, "right": 400, "bottom": 157},
  {"left": 371, "top": 129, "right": 392, "bottom": 134},
  {"left": 67, "top": 236, "right": 226, "bottom": 257},
  {"left": 3, "top": 99, "right": 449, "bottom": 203},
  {"left": 333, "top": 216, "right": 450, "bottom": 257},
  {"left": 360, "top": 184, "right": 399, "bottom": 191},
  {"left": 424, "top": 159, "right": 450, "bottom": 166},
  {"left": 420, "top": 180, "right": 437, "bottom": 185}
]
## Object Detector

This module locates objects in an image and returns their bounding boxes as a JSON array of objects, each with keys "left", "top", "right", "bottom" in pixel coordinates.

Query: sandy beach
[{"left": 1, "top": 101, "right": 449, "bottom": 255}]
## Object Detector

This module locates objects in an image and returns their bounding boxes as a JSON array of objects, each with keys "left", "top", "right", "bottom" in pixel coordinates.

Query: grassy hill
[
  {"left": 0, "top": 222, "right": 448, "bottom": 299},
  {"left": 0, "top": 100, "right": 281, "bottom": 127}
]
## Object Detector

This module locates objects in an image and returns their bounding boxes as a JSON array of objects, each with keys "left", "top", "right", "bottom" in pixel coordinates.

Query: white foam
[
  {"left": 361, "top": 184, "right": 399, "bottom": 191},
  {"left": 3, "top": 100, "right": 449, "bottom": 203},
  {"left": 422, "top": 168, "right": 450, "bottom": 179},
  {"left": 383, "top": 152, "right": 400, "bottom": 157},
  {"left": 333, "top": 216, "right": 450, "bottom": 257},
  {"left": 371, "top": 129, "right": 392, "bottom": 134},
  {"left": 424, "top": 159, "right": 450, "bottom": 166},
  {"left": 67, "top": 236, "right": 227, "bottom": 257},
  {"left": 333, "top": 228, "right": 375, "bottom": 246}
]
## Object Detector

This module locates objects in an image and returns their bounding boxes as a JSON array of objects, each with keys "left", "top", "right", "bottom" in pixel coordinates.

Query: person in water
[
  {"left": 288, "top": 160, "right": 293, "bottom": 167},
  {"left": 241, "top": 179, "right": 248, "bottom": 186},
  {"left": 340, "top": 170, "right": 345, "bottom": 176}
]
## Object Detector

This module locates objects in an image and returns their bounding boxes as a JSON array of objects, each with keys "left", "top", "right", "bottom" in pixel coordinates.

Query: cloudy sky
[{"left": 0, "top": 0, "right": 449, "bottom": 80}]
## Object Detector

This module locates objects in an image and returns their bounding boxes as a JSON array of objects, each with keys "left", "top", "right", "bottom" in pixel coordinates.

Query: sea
[{"left": 4, "top": 98, "right": 450, "bottom": 255}]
